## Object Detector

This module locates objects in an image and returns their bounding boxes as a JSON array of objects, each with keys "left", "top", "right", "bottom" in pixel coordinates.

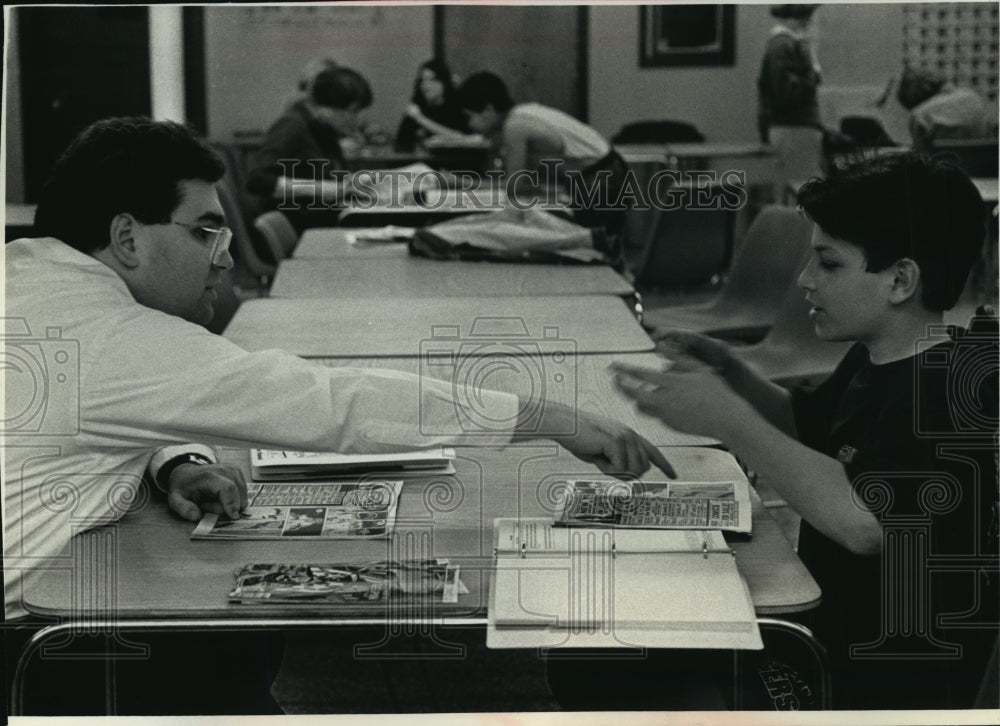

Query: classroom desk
[
  {"left": 13, "top": 444, "right": 825, "bottom": 714},
  {"left": 19, "top": 446, "right": 819, "bottom": 622},
  {"left": 294, "top": 227, "right": 413, "bottom": 259},
  {"left": 223, "top": 295, "right": 653, "bottom": 358},
  {"left": 5, "top": 203, "right": 36, "bottom": 241},
  {"left": 269, "top": 257, "right": 635, "bottom": 299},
  {"left": 338, "top": 187, "right": 568, "bottom": 227}
]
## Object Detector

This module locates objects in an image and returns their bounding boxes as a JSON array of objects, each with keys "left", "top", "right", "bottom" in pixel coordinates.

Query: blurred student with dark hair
[
  {"left": 246, "top": 66, "right": 373, "bottom": 228},
  {"left": 396, "top": 58, "right": 469, "bottom": 152}
]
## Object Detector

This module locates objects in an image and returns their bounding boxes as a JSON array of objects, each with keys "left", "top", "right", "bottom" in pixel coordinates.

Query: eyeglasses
[{"left": 171, "top": 221, "right": 233, "bottom": 265}]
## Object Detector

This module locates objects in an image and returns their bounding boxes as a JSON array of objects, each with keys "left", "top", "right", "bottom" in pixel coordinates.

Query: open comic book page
[
  {"left": 191, "top": 481, "right": 403, "bottom": 540},
  {"left": 555, "top": 479, "right": 751, "bottom": 533},
  {"left": 229, "top": 560, "right": 467, "bottom": 604}
]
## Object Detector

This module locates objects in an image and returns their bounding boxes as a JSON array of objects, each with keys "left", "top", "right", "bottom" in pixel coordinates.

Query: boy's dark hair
[
  {"left": 34, "top": 117, "right": 225, "bottom": 255},
  {"left": 797, "top": 153, "right": 986, "bottom": 311},
  {"left": 454, "top": 72, "right": 514, "bottom": 114},
  {"left": 311, "top": 67, "right": 373, "bottom": 110}
]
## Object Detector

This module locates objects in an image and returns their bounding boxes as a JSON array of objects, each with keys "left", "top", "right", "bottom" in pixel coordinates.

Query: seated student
[
  {"left": 454, "top": 71, "right": 630, "bottom": 237},
  {"left": 896, "top": 66, "right": 996, "bottom": 153},
  {"left": 395, "top": 58, "right": 470, "bottom": 152},
  {"left": 246, "top": 66, "right": 372, "bottom": 230},
  {"left": 613, "top": 153, "right": 998, "bottom": 710},
  {"left": 4, "top": 116, "right": 674, "bottom": 714}
]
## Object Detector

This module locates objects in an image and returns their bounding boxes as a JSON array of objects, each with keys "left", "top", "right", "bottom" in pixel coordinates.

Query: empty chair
[
  {"left": 732, "top": 247, "right": 853, "bottom": 387},
  {"left": 612, "top": 120, "right": 705, "bottom": 144},
  {"left": 635, "top": 183, "right": 736, "bottom": 290},
  {"left": 254, "top": 210, "right": 299, "bottom": 264},
  {"left": 217, "top": 183, "right": 276, "bottom": 290},
  {"left": 643, "top": 206, "right": 813, "bottom": 341}
]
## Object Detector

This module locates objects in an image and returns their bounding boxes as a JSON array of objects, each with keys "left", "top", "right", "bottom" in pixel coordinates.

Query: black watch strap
[{"left": 156, "top": 453, "right": 212, "bottom": 491}]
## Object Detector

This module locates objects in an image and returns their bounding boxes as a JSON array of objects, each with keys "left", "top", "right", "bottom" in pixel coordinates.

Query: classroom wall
[
  {"left": 589, "top": 3, "right": 905, "bottom": 142},
  {"left": 5, "top": 9, "right": 25, "bottom": 203},
  {"left": 204, "top": 4, "right": 433, "bottom": 142}
]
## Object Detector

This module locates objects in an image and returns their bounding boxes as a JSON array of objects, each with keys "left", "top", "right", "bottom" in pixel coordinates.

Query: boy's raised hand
[
  {"left": 610, "top": 362, "right": 750, "bottom": 439},
  {"left": 652, "top": 329, "right": 733, "bottom": 374}
]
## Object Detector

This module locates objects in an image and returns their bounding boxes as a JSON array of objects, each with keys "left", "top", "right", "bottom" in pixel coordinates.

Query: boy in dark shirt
[{"left": 613, "top": 153, "right": 998, "bottom": 709}]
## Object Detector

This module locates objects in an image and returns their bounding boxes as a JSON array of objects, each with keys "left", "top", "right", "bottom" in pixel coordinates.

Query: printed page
[
  {"left": 494, "top": 518, "right": 728, "bottom": 554},
  {"left": 250, "top": 447, "right": 455, "bottom": 479},
  {"left": 191, "top": 480, "right": 403, "bottom": 540},
  {"left": 229, "top": 560, "right": 465, "bottom": 604},
  {"left": 555, "top": 479, "right": 752, "bottom": 533}
]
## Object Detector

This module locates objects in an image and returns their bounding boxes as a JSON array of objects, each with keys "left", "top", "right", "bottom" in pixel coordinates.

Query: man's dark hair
[
  {"left": 34, "top": 117, "right": 224, "bottom": 254},
  {"left": 454, "top": 71, "right": 514, "bottom": 114},
  {"left": 311, "top": 67, "right": 373, "bottom": 110},
  {"left": 797, "top": 153, "right": 986, "bottom": 311}
]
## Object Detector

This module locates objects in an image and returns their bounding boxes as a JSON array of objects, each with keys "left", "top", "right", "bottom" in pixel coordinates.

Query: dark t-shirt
[{"left": 791, "top": 327, "right": 998, "bottom": 709}]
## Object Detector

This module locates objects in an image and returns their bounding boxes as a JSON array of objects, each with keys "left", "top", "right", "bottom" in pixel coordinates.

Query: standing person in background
[
  {"left": 896, "top": 65, "right": 996, "bottom": 152},
  {"left": 396, "top": 59, "right": 470, "bottom": 151},
  {"left": 758, "top": 4, "right": 824, "bottom": 199},
  {"left": 455, "top": 71, "right": 629, "bottom": 237}
]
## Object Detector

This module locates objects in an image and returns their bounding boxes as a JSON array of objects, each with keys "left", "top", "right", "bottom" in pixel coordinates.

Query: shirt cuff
[{"left": 148, "top": 444, "right": 217, "bottom": 483}]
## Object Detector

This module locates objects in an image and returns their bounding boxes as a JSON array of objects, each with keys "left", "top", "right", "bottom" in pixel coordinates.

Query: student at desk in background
[
  {"left": 246, "top": 66, "right": 372, "bottom": 230},
  {"left": 395, "top": 58, "right": 470, "bottom": 152},
  {"left": 615, "top": 153, "right": 998, "bottom": 710},
  {"left": 454, "top": 71, "right": 630, "bottom": 236},
  {"left": 896, "top": 65, "right": 997, "bottom": 153},
  {"left": 4, "top": 116, "right": 673, "bottom": 714}
]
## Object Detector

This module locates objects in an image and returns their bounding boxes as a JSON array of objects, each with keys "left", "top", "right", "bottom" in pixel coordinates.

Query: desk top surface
[
  {"left": 270, "top": 257, "right": 634, "bottom": 299},
  {"left": 295, "top": 228, "right": 412, "bottom": 259},
  {"left": 224, "top": 295, "right": 653, "bottom": 358},
  {"left": 22, "top": 446, "right": 820, "bottom": 620}
]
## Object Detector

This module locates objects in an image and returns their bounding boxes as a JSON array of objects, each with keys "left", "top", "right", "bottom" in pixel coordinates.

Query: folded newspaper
[
  {"left": 555, "top": 479, "right": 751, "bottom": 534},
  {"left": 228, "top": 560, "right": 466, "bottom": 604},
  {"left": 191, "top": 480, "right": 403, "bottom": 540}
]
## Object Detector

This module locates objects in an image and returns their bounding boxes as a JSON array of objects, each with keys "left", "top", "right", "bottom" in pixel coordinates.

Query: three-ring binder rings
[{"left": 487, "top": 518, "right": 763, "bottom": 650}]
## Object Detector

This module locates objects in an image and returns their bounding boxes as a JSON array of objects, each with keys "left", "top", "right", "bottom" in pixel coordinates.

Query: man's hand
[
  {"left": 166, "top": 462, "right": 248, "bottom": 522},
  {"left": 518, "top": 401, "right": 676, "bottom": 478},
  {"left": 611, "top": 363, "right": 752, "bottom": 440}
]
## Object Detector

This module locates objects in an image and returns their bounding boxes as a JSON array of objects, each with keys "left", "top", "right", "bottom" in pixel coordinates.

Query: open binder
[{"left": 487, "top": 518, "right": 763, "bottom": 650}]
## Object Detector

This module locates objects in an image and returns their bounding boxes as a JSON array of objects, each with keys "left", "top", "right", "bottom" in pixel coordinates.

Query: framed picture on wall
[{"left": 639, "top": 4, "right": 735, "bottom": 67}]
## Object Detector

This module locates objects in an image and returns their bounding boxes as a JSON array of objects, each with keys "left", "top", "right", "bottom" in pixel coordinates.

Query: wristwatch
[{"left": 155, "top": 452, "right": 213, "bottom": 491}]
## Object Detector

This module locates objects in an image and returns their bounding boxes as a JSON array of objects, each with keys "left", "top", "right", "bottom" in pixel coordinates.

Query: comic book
[
  {"left": 555, "top": 479, "right": 751, "bottom": 534},
  {"left": 191, "top": 480, "right": 403, "bottom": 540},
  {"left": 228, "top": 560, "right": 466, "bottom": 604}
]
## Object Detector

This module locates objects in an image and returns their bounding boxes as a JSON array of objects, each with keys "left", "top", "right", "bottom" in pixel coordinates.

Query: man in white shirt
[{"left": 3, "top": 117, "right": 670, "bottom": 713}]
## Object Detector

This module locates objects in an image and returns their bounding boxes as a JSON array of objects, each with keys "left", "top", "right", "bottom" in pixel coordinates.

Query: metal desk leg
[{"left": 733, "top": 617, "right": 831, "bottom": 710}]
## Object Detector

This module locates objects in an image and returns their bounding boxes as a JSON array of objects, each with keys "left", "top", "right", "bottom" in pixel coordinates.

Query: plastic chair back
[
  {"left": 636, "top": 183, "right": 736, "bottom": 289},
  {"left": 612, "top": 120, "right": 705, "bottom": 144},
  {"left": 253, "top": 211, "right": 300, "bottom": 263}
]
